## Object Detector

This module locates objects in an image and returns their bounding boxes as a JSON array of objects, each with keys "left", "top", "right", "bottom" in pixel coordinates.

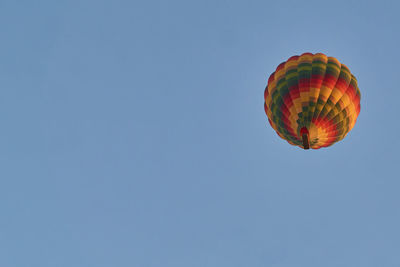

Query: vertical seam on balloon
[
  {"left": 312, "top": 57, "right": 341, "bottom": 124},
  {"left": 266, "top": 68, "right": 300, "bottom": 145}
]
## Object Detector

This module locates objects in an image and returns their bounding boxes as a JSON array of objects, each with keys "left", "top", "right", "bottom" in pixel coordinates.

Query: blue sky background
[{"left": 1, "top": 0, "right": 399, "bottom": 266}]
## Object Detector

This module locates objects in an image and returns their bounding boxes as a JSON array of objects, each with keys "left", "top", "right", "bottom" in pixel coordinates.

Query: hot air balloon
[{"left": 264, "top": 52, "right": 361, "bottom": 149}]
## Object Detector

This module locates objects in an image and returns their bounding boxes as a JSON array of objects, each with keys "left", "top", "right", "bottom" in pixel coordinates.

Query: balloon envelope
[{"left": 264, "top": 53, "right": 361, "bottom": 149}]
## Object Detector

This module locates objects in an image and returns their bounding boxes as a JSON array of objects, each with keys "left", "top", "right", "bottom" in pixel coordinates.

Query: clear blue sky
[{"left": 1, "top": 0, "right": 399, "bottom": 266}]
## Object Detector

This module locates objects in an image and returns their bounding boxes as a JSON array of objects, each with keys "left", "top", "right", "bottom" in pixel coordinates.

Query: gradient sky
[{"left": 1, "top": 0, "right": 400, "bottom": 266}]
